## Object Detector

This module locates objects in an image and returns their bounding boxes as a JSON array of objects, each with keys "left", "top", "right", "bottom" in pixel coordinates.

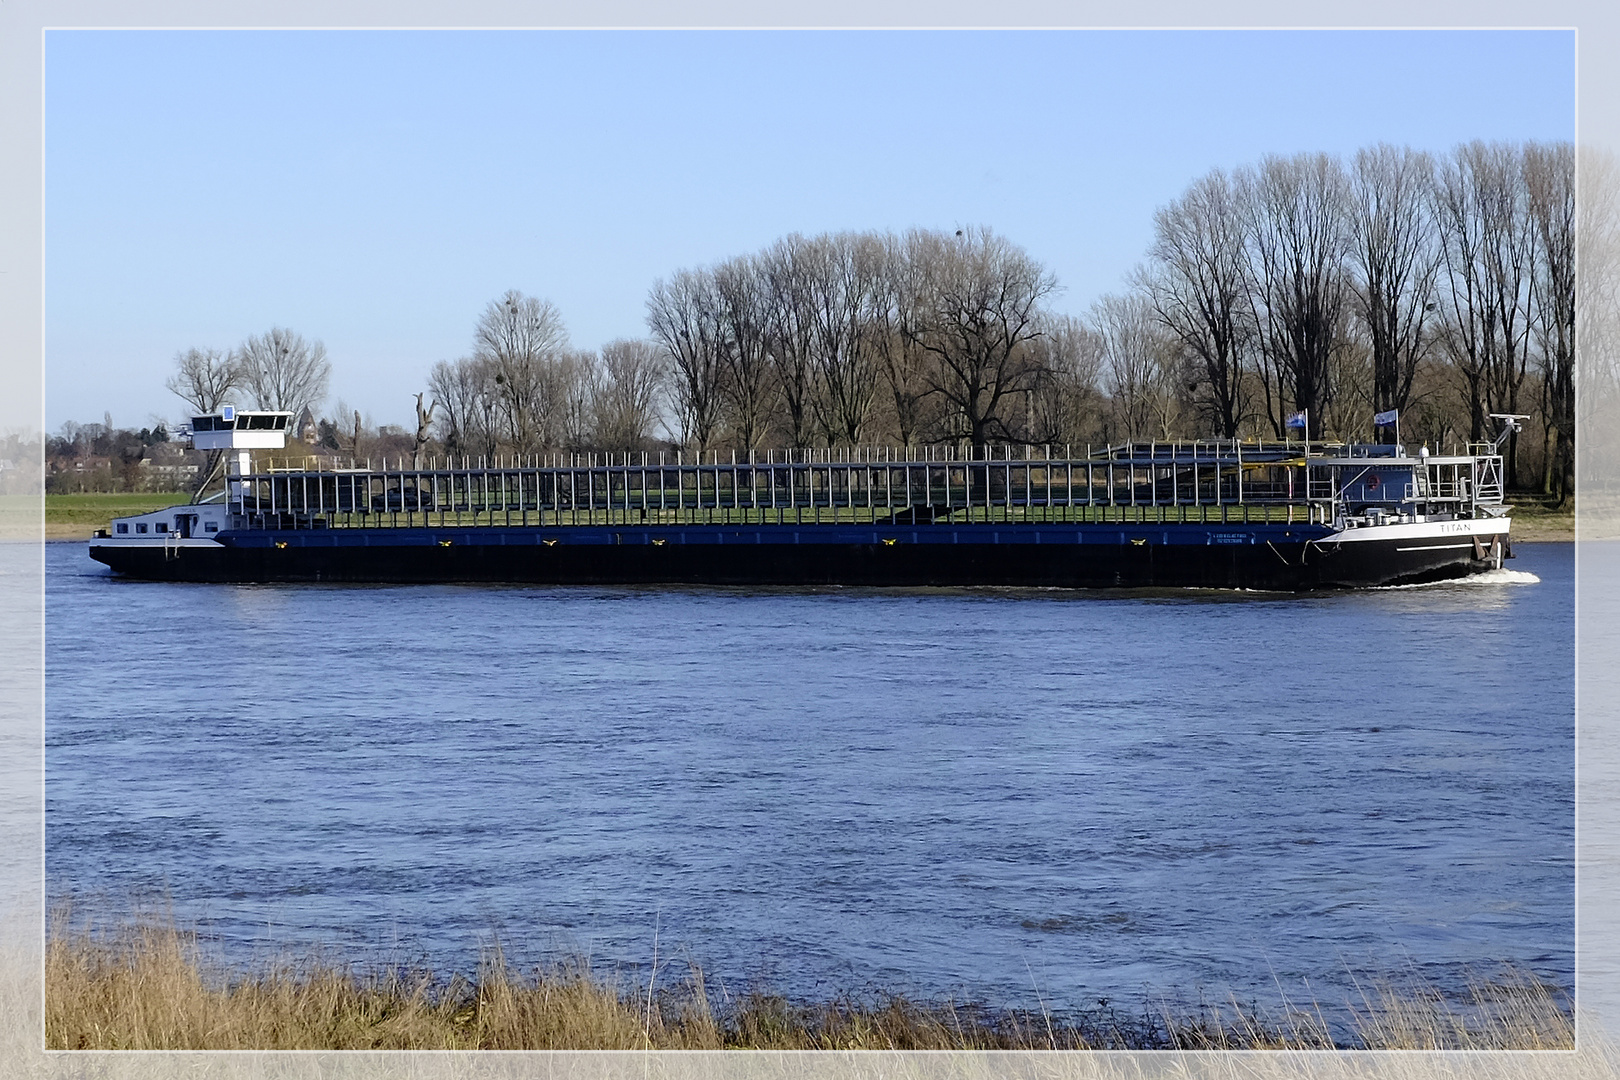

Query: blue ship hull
[{"left": 88, "top": 520, "right": 1502, "bottom": 591}]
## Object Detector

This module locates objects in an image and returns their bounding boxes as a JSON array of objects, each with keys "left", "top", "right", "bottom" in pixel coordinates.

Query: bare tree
[
  {"left": 168, "top": 346, "right": 245, "bottom": 500},
  {"left": 1524, "top": 141, "right": 1574, "bottom": 502},
  {"left": 647, "top": 269, "right": 727, "bottom": 453},
  {"left": 1241, "top": 153, "right": 1353, "bottom": 441},
  {"left": 902, "top": 226, "right": 1058, "bottom": 449},
  {"left": 593, "top": 338, "right": 666, "bottom": 451},
  {"left": 1405, "top": 356, "right": 1469, "bottom": 452},
  {"left": 870, "top": 232, "right": 935, "bottom": 447},
  {"left": 1349, "top": 144, "right": 1441, "bottom": 434},
  {"left": 1095, "top": 293, "right": 1180, "bottom": 442},
  {"left": 712, "top": 255, "right": 777, "bottom": 451},
  {"left": 1141, "top": 169, "right": 1253, "bottom": 437},
  {"left": 428, "top": 357, "right": 499, "bottom": 460},
  {"left": 473, "top": 290, "right": 569, "bottom": 456},
  {"left": 237, "top": 328, "right": 331, "bottom": 423},
  {"left": 1322, "top": 316, "right": 1374, "bottom": 441},
  {"left": 805, "top": 233, "right": 886, "bottom": 447},
  {"left": 1433, "top": 141, "right": 1537, "bottom": 480},
  {"left": 166, "top": 347, "right": 240, "bottom": 416},
  {"left": 759, "top": 235, "right": 819, "bottom": 448},
  {"left": 557, "top": 349, "right": 597, "bottom": 453},
  {"left": 1024, "top": 313, "right": 1105, "bottom": 445}
]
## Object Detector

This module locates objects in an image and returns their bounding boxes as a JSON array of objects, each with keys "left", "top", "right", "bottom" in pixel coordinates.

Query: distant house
[
  {"left": 295, "top": 407, "right": 318, "bottom": 443},
  {"left": 138, "top": 442, "right": 199, "bottom": 489}
]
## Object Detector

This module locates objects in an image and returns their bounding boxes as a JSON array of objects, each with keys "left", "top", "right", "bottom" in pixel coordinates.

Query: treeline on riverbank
[
  {"left": 47, "top": 914, "right": 1573, "bottom": 1051},
  {"left": 113, "top": 138, "right": 1580, "bottom": 506}
]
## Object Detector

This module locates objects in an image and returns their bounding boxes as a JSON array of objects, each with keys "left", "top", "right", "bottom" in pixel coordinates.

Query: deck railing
[{"left": 225, "top": 442, "right": 1498, "bottom": 532}]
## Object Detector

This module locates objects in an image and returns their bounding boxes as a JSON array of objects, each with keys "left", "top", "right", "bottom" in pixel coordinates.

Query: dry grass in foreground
[{"left": 45, "top": 915, "right": 1575, "bottom": 1052}]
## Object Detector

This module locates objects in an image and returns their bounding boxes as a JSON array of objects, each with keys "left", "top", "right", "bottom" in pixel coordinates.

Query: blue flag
[
  {"left": 1285, "top": 411, "right": 1307, "bottom": 430},
  {"left": 1374, "top": 409, "right": 1399, "bottom": 427}
]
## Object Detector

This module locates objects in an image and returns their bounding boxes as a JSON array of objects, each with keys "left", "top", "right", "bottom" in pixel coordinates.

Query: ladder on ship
[{"left": 1473, "top": 456, "right": 1503, "bottom": 504}]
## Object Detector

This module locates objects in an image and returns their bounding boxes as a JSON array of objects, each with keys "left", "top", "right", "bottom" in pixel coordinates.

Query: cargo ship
[{"left": 87, "top": 409, "right": 1517, "bottom": 590}]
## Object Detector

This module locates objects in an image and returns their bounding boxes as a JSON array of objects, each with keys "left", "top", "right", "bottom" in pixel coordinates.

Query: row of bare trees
[
  {"left": 627, "top": 137, "right": 1571, "bottom": 497},
  {"left": 166, "top": 327, "right": 332, "bottom": 425},
  {"left": 423, "top": 229, "right": 1084, "bottom": 460},
  {"left": 426, "top": 291, "right": 666, "bottom": 459},
  {"left": 161, "top": 327, "right": 333, "bottom": 496},
  {"left": 1138, "top": 140, "right": 1574, "bottom": 497},
  {"left": 163, "top": 142, "right": 1575, "bottom": 499},
  {"left": 646, "top": 227, "right": 1069, "bottom": 453}
]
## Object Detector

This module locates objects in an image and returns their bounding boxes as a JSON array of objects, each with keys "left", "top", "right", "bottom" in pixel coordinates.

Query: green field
[{"left": 46, "top": 493, "right": 192, "bottom": 531}]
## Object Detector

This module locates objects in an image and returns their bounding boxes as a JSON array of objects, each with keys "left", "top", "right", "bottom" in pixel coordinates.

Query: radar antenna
[{"left": 1488, "top": 414, "right": 1531, "bottom": 452}]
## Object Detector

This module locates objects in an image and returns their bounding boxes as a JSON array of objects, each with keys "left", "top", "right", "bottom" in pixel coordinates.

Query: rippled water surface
[{"left": 46, "top": 541, "right": 1573, "bottom": 1018}]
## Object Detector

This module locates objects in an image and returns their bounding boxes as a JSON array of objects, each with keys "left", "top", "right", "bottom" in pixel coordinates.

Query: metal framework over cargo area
[{"left": 226, "top": 441, "right": 1504, "bottom": 531}]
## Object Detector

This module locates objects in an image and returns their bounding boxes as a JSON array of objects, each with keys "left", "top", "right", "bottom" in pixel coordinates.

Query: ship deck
[{"left": 220, "top": 440, "right": 1496, "bottom": 534}]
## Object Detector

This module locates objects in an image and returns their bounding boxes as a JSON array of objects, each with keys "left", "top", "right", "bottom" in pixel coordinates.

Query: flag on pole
[
  {"left": 1285, "top": 411, "right": 1307, "bottom": 430},
  {"left": 1373, "top": 409, "right": 1399, "bottom": 427}
]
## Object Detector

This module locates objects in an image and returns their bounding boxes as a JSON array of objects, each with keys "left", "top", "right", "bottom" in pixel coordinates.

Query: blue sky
[{"left": 44, "top": 28, "right": 1574, "bottom": 431}]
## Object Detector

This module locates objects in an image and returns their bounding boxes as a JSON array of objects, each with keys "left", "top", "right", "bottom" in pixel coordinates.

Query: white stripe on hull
[
  {"left": 1322, "top": 516, "right": 1510, "bottom": 545},
  {"left": 93, "top": 538, "right": 227, "bottom": 550},
  {"left": 1394, "top": 542, "right": 1478, "bottom": 552}
]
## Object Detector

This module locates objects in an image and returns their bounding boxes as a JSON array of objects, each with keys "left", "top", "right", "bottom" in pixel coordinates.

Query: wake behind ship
[{"left": 88, "top": 410, "right": 1518, "bottom": 590}]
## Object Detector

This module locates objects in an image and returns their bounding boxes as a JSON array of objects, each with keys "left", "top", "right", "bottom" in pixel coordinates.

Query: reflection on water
[{"left": 46, "top": 542, "right": 1573, "bottom": 1023}]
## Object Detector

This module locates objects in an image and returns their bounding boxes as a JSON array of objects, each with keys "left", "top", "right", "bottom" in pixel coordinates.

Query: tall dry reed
[{"left": 44, "top": 912, "right": 1580, "bottom": 1054}]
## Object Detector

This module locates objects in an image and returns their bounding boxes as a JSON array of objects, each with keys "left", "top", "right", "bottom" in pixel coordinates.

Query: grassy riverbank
[
  {"left": 44, "top": 492, "right": 190, "bottom": 540},
  {"left": 1507, "top": 497, "right": 1576, "bottom": 541},
  {"left": 45, "top": 916, "right": 1574, "bottom": 1051}
]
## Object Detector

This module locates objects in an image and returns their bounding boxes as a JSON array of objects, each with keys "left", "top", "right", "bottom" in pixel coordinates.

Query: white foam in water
[
  {"left": 1468, "top": 568, "right": 1541, "bottom": 585},
  {"left": 1378, "top": 567, "right": 1541, "bottom": 589}
]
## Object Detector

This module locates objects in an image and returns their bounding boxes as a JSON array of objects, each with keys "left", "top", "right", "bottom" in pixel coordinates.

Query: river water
[{"left": 44, "top": 540, "right": 1573, "bottom": 1025}]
